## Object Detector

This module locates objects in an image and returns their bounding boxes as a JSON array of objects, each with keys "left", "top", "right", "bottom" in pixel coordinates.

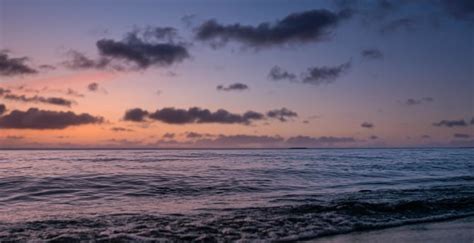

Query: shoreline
[{"left": 311, "top": 216, "right": 474, "bottom": 243}]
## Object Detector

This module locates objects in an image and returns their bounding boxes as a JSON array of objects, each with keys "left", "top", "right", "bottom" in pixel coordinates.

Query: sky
[{"left": 0, "top": 0, "right": 473, "bottom": 148}]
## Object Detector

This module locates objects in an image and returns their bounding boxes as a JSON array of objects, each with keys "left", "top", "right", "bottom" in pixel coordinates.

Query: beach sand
[{"left": 312, "top": 217, "right": 474, "bottom": 243}]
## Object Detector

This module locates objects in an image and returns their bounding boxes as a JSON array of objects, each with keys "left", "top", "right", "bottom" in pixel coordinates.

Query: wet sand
[{"left": 312, "top": 216, "right": 474, "bottom": 243}]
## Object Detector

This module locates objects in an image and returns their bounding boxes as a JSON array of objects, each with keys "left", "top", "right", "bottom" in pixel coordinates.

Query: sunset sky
[{"left": 0, "top": 0, "right": 472, "bottom": 148}]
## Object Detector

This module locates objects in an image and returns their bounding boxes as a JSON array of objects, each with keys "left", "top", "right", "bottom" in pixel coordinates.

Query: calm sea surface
[{"left": 0, "top": 149, "right": 473, "bottom": 241}]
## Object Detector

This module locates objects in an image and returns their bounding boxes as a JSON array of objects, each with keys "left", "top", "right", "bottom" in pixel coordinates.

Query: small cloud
[
  {"left": 185, "top": 132, "right": 203, "bottom": 139},
  {"left": 369, "top": 135, "right": 379, "bottom": 140},
  {"left": 162, "top": 133, "right": 175, "bottom": 139},
  {"left": 361, "top": 122, "right": 375, "bottom": 129},
  {"left": 361, "top": 48, "right": 383, "bottom": 59},
  {"left": 87, "top": 82, "right": 99, "bottom": 92},
  {"left": 301, "top": 61, "right": 351, "bottom": 85},
  {"left": 268, "top": 66, "right": 297, "bottom": 82},
  {"left": 184, "top": 132, "right": 215, "bottom": 139},
  {"left": 0, "top": 92, "right": 75, "bottom": 107},
  {"left": 453, "top": 133, "right": 471, "bottom": 139},
  {"left": 216, "top": 83, "right": 249, "bottom": 91},
  {"left": 266, "top": 108, "right": 298, "bottom": 122},
  {"left": 66, "top": 88, "right": 85, "bottom": 98},
  {"left": 110, "top": 127, "right": 134, "bottom": 132},
  {"left": 433, "top": 119, "right": 468, "bottom": 127},
  {"left": 268, "top": 61, "right": 351, "bottom": 86},
  {"left": 404, "top": 97, "right": 434, "bottom": 106}
]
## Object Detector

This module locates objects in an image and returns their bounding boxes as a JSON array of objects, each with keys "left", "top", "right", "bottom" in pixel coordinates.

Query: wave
[{"left": 1, "top": 186, "right": 473, "bottom": 241}]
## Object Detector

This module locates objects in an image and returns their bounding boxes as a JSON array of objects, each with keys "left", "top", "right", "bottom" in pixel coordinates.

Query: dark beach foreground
[
  {"left": 0, "top": 149, "right": 473, "bottom": 241},
  {"left": 312, "top": 216, "right": 474, "bottom": 243}
]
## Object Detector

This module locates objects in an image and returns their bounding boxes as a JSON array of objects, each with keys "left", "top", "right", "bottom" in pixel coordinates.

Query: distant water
[{"left": 0, "top": 149, "right": 473, "bottom": 241}]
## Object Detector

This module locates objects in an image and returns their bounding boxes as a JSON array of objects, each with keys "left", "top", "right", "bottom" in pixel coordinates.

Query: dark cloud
[
  {"left": 96, "top": 29, "right": 190, "bottom": 69},
  {"left": 0, "top": 51, "right": 37, "bottom": 76},
  {"left": 471, "top": 117, "right": 474, "bottom": 125},
  {"left": 302, "top": 61, "right": 351, "bottom": 85},
  {"left": 286, "top": 135, "right": 356, "bottom": 147},
  {"left": 124, "top": 107, "right": 265, "bottom": 125},
  {"left": 0, "top": 108, "right": 103, "bottom": 129},
  {"left": 64, "top": 27, "right": 190, "bottom": 71},
  {"left": 123, "top": 108, "right": 149, "bottom": 122},
  {"left": 87, "top": 82, "right": 99, "bottom": 92},
  {"left": 404, "top": 97, "right": 434, "bottom": 106},
  {"left": 454, "top": 133, "right": 471, "bottom": 139},
  {"left": 149, "top": 107, "right": 264, "bottom": 125},
  {"left": 266, "top": 108, "right": 298, "bottom": 122},
  {"left": 335, "top": 0, "right": 473, "bottom": 34},
  {"left": 268, "top": 61, "right": 350, "bottom": 86},
  {"left": 334, "top": 1, "right": 419, "bottom": 33},
  {"left": 268, "top": 66, "right": 297, "bottom": 82},
  {"left": 216, "top": 83, "right": 249, "bottom": 91},
  {"left": 361, "top": 122, "right": 375, "bottom": 129},
  {"left": 0, "top": 104, "right": 5, "bottom": 115},
  {"left": 433, "top": 119, "right": 468, "bottom": 127},
  {"left": 162, "top": 133, "right": 175, "bottom": 139},
  {"left": 111, "top": 127, "right": 134, "bottom": 132},
  {"left": 1, "top": 93, "right": 75, "bottom": 107},
  {"left": 421, "top": 135, "right": 431, "bottom": 139},
  {"left": 361, "top": 48, "right": 383, "bottom": 59},
  {"left": 440, "top": 0, "right": 474, "bottom": 21},
  {"left": 195, "top": 9, "right": 351, "bottom": 48}
]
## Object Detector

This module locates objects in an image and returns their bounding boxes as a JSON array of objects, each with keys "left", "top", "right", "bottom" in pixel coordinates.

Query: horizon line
[{"left": 0, "top": 147, "right": 473, "bottom": 151}]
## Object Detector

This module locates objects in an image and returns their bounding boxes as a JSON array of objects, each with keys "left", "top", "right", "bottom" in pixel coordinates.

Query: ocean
[{"left": 0, "top": 148, "right": 473, "bottom": 241}]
